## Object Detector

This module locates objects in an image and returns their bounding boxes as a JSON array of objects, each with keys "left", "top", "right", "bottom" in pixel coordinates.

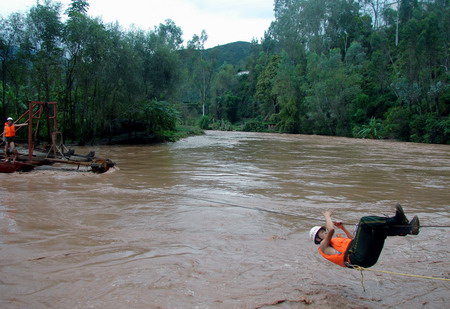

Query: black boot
[
  {"left": 410, "top": 216, "right": 420, "bottom": 235},
  {"left": 385, "top": 215, "right": 420, "bottom": 236},
  {"left": 394, "top": 204, "right": 409, "bottom": 225}
]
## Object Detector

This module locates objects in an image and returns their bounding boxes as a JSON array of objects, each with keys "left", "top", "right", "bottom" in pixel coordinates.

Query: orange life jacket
[
  {"left": 318, "top": 237, "right": 352, "bottom": 267},
  {"left": 4, "top": 122, "right": 16, "bottom": 137}
]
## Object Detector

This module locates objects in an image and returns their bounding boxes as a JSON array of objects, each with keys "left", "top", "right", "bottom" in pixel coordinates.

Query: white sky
[{"left": 0, "top": 0, "right": 275, "bottom": 48}]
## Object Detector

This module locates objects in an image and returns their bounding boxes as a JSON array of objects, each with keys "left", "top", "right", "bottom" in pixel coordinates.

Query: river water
[{"left": 1, "top": 131, "right": 449, "bottom": 308}]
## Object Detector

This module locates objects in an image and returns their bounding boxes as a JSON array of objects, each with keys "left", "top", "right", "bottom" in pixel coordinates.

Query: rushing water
[{"left": 1, "top": 131, "right": 449, "bottom": 308}]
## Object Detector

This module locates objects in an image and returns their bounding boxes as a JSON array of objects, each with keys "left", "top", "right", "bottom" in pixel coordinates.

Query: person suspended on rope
[{"left": 310, "top": 205, "right": 420, "bottom": 268}]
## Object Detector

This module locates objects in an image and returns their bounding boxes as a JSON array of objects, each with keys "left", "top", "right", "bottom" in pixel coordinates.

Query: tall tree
[
  {"left": 255, "top": 54, "right": 281, "bottom": 119},
  {"left": 182, "top": 30, "right": 214, "bottom": 117},
  {"left": 0, "top": 13, "right": 25, "bottom": 117},
  {"left": 272, "top": 52, "right": 306, "bottom": 133},
  {"left": 24, "top": 1, "right": 64, "bottom": 101},
  {"left": 305, "top": 49, "right": 362, "bottom": 136},
  {"left": 66, "top": 0, "right": 90, "bottom": 17}
]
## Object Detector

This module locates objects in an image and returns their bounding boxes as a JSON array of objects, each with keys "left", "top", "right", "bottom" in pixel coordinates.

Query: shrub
[
  {"left": 198, "top": 115, "right": 211, "bottom": 129},
  {"left": 354, "top": 117, "right": 383, "bottom": 139},
  {"left": 242, "top": 119, "right": 267, "bottom": 132}
]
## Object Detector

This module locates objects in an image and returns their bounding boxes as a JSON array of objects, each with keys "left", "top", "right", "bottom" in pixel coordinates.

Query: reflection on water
[{"left": 1, "top": 131, "right": 449, "bottom": 308}]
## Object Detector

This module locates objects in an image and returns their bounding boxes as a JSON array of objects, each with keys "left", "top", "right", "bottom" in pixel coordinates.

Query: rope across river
[
  {"left": 144, "top": 187, "right": 450, "bottom": 284},
  {"left": 145, "top": 187, "right": 450, "bottom": 228}
]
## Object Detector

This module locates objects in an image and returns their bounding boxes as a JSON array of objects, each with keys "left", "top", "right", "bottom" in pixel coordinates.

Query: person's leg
[
  {"left": 347, "top": 216, "right": 387, "bottom": 267},
  {"left": 348, "top": 213, "right": 419, "bottom": 268},
  {"left": 4, "top": 141, "right": 9, "bottom": 161},
  {"left": 386, "top": 215, "right": 420, "bottom": 236},
  {"left": 384, "top": 204, "right": 419, "bottom": 236},
  {"left": 357, "top": 206, "right": 415, "bottom": 236},
  {"left": 10, "top": 141, "right": 16, "bottom": 162}
]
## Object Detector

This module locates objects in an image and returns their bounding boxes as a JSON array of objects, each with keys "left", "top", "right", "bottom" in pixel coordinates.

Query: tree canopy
[{"left": 0, "top": 0, "right": 449, "bottom": 144}]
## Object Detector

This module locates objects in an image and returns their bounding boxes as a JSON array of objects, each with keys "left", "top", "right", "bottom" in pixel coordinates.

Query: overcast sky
[{"left": 0, "top": 0, "right": 275, "bottom": 48}]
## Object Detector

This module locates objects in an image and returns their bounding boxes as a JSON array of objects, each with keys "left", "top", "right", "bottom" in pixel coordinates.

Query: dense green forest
[{"left": 1, "top": 0, "right": 449, "bottom": 144}]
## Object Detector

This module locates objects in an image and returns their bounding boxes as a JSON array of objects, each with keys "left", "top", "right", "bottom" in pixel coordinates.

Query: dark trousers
[{"left": 347, "top": 216, "right": 400, "bottom": 268}]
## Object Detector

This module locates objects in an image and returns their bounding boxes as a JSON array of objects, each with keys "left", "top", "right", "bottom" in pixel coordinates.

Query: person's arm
[
  {"left": 334, "top": 221, "right": 353, "bottom": 239},
  {"left": 319, "top": 210, "right": 335, "bottom": 252}
]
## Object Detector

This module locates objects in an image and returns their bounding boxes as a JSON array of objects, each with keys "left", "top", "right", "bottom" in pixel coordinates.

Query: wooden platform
[{"left": 0, "top": 161, "right": 36, "bottom": 173}]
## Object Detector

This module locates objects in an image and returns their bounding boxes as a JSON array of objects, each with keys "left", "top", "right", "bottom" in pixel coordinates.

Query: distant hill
[
  {"left": 178, "top": 41, "right": 253, "bottom": 72},
  {"left": 204, "top": 41, "right": 252, "bottom": 69}
]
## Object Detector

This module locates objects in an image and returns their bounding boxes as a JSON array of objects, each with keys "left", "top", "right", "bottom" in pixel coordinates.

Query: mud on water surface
[{"left": 1, "top": 131, "right": 449, "bottom": 308}]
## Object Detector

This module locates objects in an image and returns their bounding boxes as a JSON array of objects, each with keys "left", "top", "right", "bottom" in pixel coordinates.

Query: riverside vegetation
[{"left": 1, "top": 0, "right": 449, "bottom": 144}]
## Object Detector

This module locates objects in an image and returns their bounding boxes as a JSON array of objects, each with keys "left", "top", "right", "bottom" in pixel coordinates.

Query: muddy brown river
[{"left": 1, "top": 131, "right": 449, "bottom": 308}]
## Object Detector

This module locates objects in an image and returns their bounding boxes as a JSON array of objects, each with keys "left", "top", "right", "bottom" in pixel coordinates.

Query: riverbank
[{"left": 93, "top": 125, "right": 204, "bottom": 145}]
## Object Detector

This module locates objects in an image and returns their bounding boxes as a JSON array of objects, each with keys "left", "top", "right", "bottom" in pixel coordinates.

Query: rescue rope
[
  {"left": 146, "top": 188, "right": 450, "bottom": 228},
  {"left": 146, "top": 188, "right": 304, "bottom": 218},
  {"left": 352, "top": 265, "right": 450, "bottom": 282}
]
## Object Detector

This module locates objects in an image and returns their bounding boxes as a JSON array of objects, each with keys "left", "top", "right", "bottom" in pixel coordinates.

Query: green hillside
[{"left": 204, "top": 41, "right": 252, "bottom": 69}]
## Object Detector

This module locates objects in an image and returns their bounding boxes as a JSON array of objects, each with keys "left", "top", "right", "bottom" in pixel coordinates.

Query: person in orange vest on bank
[
  {"left": 3, "top": 117, "right": 26, "bottom": 162},
  {"left": 310, "top": 205, "right": 420, "bottom": 268}
]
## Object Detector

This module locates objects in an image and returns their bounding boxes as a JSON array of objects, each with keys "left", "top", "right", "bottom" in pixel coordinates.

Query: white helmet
[
  {"left": 7, "top": 117, "right": 13, "bottom": 121},
  {"left": 309, "top": 226, "right": 325, "bottom": 244}
]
